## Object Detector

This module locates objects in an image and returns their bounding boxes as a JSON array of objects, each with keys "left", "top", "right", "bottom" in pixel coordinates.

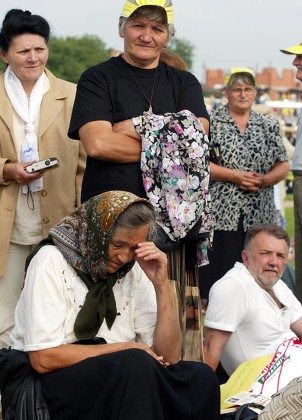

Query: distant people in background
[
  {"left": 199, "top": 68, "right": 289, "bottom": 303},
  {"left": 280, "top": 41, "right": 302, "bottom": 303},
  {"left": 253, "top": 102, "right": 294, "bottom": 231},
  {"left": 0, "top": 9, "right": 86, "bottom": 348},
  {"left": 68, "top": 0, "right": 212, "bottom": 361},
  {"left": 204, "top": 223, "right": 302, "bottom": 377}
]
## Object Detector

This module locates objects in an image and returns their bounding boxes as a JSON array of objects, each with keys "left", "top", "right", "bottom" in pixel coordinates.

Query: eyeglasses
[{"left": 230, "top": 87, "right": 255, "bottom": 96}]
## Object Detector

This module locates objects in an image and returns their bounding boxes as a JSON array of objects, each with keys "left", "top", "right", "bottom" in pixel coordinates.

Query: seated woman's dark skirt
[{"left": 1, "top": 348, "right": 220, "bottom": 420}]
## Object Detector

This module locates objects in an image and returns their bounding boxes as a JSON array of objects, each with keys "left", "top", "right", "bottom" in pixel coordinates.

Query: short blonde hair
[{"left": 226, "top": 72, "right": 256, "bottom": 89}]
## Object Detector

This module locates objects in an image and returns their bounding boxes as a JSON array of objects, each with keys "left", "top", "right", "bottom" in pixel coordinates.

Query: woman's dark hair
[{"left": 0, "top": 9, "right": 50, "bottom": 52}]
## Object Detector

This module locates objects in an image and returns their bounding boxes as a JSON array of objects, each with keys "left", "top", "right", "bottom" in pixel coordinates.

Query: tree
[
  {"left": 47, "top": 35, "right": 112, "bottom": 83},
  {"left": 0, "top": 34, "right": 112, "bottom": 81},
  {"left": 0, "top": 35, "right": 195, "bottom": 80},
  {"left": 0, "top": 60, "right": 5, "bottom": 74},
  {"left": 167, "top": 37, "right": 194, "bottom": 70}
]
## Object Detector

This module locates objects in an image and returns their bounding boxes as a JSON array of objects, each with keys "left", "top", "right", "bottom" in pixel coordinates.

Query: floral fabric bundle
[{"left": 138, "top": 109, "right": 214, "bottom": 265}]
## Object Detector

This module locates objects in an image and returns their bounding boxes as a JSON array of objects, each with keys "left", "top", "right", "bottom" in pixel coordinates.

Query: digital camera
[{"left": 25, "top": 157, "right": 60, "bottom": 173}]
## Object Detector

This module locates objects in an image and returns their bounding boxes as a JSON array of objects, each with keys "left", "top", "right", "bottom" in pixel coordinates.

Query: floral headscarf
[{"left": 27, "top": 191, "right": 151, "bottom": 340}]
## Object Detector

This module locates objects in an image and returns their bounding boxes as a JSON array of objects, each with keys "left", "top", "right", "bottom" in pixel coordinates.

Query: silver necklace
[{"left": 122, "top": 59, "right": 158, "bottom": 113}]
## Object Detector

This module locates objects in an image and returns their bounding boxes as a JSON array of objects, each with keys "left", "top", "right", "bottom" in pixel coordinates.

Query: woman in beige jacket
[{"left": 0, "top": 9, "right": 86, "bottom": 347}]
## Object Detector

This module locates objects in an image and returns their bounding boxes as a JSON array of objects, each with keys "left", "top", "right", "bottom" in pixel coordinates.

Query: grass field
[{"left": 285, "top": 194, "right": 294, "bottom": 240}]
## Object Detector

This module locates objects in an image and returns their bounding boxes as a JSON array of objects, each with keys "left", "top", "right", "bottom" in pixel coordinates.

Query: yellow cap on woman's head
[
  {"left": 224, "top": 67, "right": 255, "bottom": 86},
  {"left": 121, "top": 0, "right": 174, "bottom": 24}
]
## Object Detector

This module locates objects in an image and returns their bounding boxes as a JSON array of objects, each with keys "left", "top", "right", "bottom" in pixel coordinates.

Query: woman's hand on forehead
[{"left": 135, "top": 242, "right": 168, "bottom": 286}]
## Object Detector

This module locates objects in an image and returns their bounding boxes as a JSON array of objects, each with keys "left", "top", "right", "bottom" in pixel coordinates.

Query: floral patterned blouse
[{"left": 209, "top": 105, "right": 288, "bottom": 231}]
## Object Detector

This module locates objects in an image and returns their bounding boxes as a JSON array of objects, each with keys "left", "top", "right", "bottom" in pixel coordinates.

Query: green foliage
[
  {"left": 0, "top": 60, "right": 5, "bottom": 74},
  {"left": 285, "top": 203, "right": 294, "bottom": 240},
  {"left": 167, "top": 37, "right": 194, "bottom": 70},
  {"left": 47, "top": 35, "right": 112, "bottom": 83},
  {"left": 0, "top": 34, "right": 195, "bottom": 81}
]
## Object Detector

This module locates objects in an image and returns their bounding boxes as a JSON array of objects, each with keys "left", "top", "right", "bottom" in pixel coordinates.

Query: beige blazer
[{"left": 0, "top": 69, "right": 86, "bottom": 277}]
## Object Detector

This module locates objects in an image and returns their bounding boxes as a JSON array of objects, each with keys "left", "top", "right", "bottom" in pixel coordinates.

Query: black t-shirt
[{"left": 68, "top": 56, "right": 209, "bottom": 203}]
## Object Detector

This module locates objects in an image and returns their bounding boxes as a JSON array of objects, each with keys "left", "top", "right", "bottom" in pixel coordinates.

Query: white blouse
[{"left": 11, "top": 245, "right": 157, "bottom": 351}]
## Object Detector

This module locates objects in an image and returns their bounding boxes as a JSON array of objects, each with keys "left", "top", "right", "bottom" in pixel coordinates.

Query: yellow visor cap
[
  {"left": 121, "top": 0, "right": 174, "bottom": 25},
  {"left": 280, "top": 42, "right": 302, "bottom": 55},
  {"left": 224, "top": 67, "right": 255, "bottom": 85}
]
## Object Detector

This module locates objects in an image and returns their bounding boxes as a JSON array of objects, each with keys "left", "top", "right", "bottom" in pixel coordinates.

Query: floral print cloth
[{"left": 137, "top": 109, "right": 214, "bottom": 265}]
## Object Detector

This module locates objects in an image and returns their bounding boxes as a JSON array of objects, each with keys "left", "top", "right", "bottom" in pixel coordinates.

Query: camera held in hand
[{"left": 26, "top": 157, "right": 60, "bottom": 173}]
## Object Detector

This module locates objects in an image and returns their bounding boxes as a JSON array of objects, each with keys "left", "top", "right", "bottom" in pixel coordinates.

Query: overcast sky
[{"left": 1, "top": 0, "right": 301, "bottom": 82}]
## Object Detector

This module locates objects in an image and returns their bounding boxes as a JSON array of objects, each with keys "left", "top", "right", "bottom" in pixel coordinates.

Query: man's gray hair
[
  {"left": 118, "top": 3, "right": 175, "bottom": 38},
  {"left": 244, "top": 223, "right": 290, "bottom": 251}
]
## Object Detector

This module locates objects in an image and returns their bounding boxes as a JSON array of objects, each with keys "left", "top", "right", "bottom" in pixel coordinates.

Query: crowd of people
[{"left": 0, "top": 0, "right": 301, "bottom": 418}]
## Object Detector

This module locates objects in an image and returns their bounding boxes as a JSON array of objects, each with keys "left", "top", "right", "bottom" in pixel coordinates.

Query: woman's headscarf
[{"left": 27, "top": 190, "right": 151, "bottom": 340}]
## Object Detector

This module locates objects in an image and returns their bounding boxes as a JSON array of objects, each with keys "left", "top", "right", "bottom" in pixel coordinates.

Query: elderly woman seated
[{"left": 0, "top": 190, "right": 220, "bottom": 420}]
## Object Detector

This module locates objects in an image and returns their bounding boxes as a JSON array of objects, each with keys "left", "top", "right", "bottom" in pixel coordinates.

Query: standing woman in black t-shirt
[{"left": 68, "top": 0, "right": 210, "bottom": 362}]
